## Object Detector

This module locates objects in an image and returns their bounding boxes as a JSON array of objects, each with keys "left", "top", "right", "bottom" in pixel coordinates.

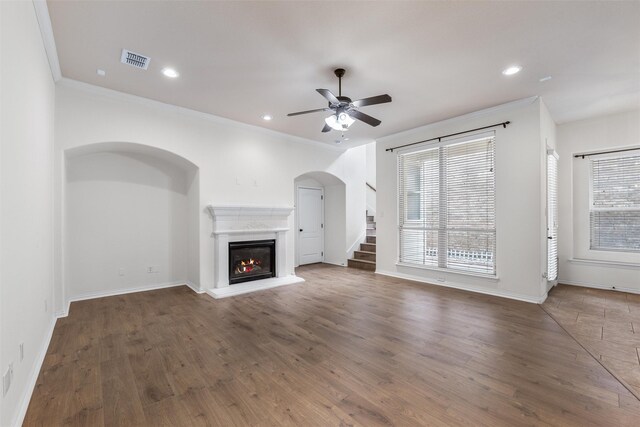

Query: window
[
  {"left": 398, "top": 134, "right": 496, "bottom": 275},
  {"left": 590, "top": 151, "right": 640, "bottom": 252}
]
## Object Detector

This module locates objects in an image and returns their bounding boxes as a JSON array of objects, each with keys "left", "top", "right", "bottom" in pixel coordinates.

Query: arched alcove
[
  {"left": 294, "top": 171, "right": 347, "bottom": 267},
  {"left": 64, "top": 142, "right": 200, "bottom": 299}
]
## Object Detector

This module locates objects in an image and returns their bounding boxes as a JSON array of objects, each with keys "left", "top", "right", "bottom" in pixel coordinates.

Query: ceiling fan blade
[
  {"left": 349, "top": 109, "right": 382, "bottom": 127},
  {"left": 321, "top": 123, "right": 332, "bottom": 133},
  {"left": 351, "top": 94, "right": 392, "bottom": 108},
  {"left": 287, "top": 107, "right": 333, "bottom": 117},
  {"left": 316, "top": 89, "right": 340, "bottom": 105}
]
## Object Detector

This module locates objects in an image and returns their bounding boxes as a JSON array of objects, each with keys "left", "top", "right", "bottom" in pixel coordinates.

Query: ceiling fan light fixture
[{"left": 325, "top": 112, "right": 354, "bottom": 131}]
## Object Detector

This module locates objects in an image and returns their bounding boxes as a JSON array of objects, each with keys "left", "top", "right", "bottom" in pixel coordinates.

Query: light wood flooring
[
  {"left": 25, "top": 265, "right": 640, "bottom": 426},
  {"left": 543, "top": 284, "right": 640, "bottom": 399}
]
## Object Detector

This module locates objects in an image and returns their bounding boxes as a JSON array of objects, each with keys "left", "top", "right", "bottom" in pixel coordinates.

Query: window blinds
[
  {"left": 590, "top": 151, "right": 640, "bottom": 252},
  {"left": 547, "top": 151, "right": 558, "bottom": 281},
  {"left": 398, "top": 135, "right": 496, "bottom": 275}
]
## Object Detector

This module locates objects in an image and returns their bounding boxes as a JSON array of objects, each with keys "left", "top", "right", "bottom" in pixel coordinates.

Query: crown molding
[{"left": 32, "top": 0, "right": 61, "bottom": 82}]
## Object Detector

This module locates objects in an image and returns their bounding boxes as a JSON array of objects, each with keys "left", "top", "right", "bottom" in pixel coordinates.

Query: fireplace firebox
[{"left": 229, "top": 240, "right": 276, "bottom": 285}]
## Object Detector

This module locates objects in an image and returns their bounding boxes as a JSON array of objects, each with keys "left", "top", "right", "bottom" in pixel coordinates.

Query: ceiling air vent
[{"left": 120, "top": 49, "right": 150, "bottom": 70}]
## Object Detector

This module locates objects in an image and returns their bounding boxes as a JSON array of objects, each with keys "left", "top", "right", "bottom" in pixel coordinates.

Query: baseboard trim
[
  {"left": 206, "top": 275, "right": 304, "bottom": 299},
  {"left": 376, "top": 270, "right": 547, "bottom": 304},
  {"left": 184, "top": 280, "right": 205, "bottom": 294},
  {"left": 558, "top": 279, "right": 640, "bottom": 295},
  {"left": 57, "top": 280, "right": 201, "bottom": 317},
  {"left": 12, "top": 314, "right": 58, "bottom": 427},
  {"left": 322, "top": 261, "right": 347, "bottom": 267}
]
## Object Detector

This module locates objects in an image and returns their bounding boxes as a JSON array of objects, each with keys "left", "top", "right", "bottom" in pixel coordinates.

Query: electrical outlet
[
  {"left": 147, "top": 266, "right": 153, "bottom": 273},
  {"left": 19, "top": 343, "right": 24, "bottom": 362},
  {"left": 118, "top": 268, "right": 125, "bottom": 276}
]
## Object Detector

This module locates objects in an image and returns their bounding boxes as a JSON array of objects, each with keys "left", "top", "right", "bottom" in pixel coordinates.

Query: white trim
[
  {"left": 207, "top": 205, "right": 294, "bottom": 217},
  {"left": 559, "top": 279, "right": 640, "bottom": 295},
  {"left": 396, "top": 262, "right": 499, "bottom": 281},
  {"left": 32, "top": 0, "right": 61, "bottom": 82},
  {"left": 12, "top": 315, "right": 57, "bottom": 427},
  {"left": 211, "top": 228, "right": 289, "bottom": 236},
  {"left": 377, "top": 270, "right": 547, "bottom": 304},
  {"left": 57, "top": 78, "right": 346, "bottom": 152},
  {"left": 322, "top": 261, "right": 348, "bottom": 268},
  {"left": 376, "top": 96, "right": 538, "bottom": 145},
  {"left": 68, "top": 280, "right": 187, "bottom": 303},
  {"left": 55, "top": 301, "right": 70, "bottom": 319},
  {"left": 347, "top": 230, "right": 367, "bottom": 259},
  {"left": 206, "top": 275, "right": 304, "bottom": 299},
  {"left": 185, "top": 280, "right": 205, "bottom": 294},
  {"left": 568, "top": 258, "right": 640, "bottom": 269}
]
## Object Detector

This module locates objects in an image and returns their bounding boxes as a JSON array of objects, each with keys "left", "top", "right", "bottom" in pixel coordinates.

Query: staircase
[{"left": 347, "top": 211, "right": 376, "bottom": 271}]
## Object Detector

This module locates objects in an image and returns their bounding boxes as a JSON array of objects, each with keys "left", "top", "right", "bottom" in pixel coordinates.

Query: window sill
[
  {"left": 568, "top": 258, "right": 640, "bottom": 270},
  {"left": 396, "top": 262, "right": 499, "bottom": 281}
]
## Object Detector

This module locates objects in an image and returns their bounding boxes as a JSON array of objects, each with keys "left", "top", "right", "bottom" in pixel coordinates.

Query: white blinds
[
  {"left": 398, "top": 135, "right": 496, "bottom": 275},
  {"left": 590, "top": 151, "right": 640, "bottom": 252},
  {"left": 547, "top": 151, "right": 558, "bottom": 281}
]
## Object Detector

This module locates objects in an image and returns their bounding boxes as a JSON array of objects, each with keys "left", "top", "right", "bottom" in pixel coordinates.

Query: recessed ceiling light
[
  {"left": 261, "top": 114, "right": 272, "bottom": 121},
  {"left": 161, "top": 67, "right": 179, "bottom": 78},
  {"left": 344, "top": 138, "right": 349, "bottom": 141},
  {"left": 502, "top": 65, "right": 522, "bottom": 76},
  {"left": 96, "top": 69, "right": 106, "bottom": 77},
  {"left": 539, "top": 76, "right": 552, "bottom": 82}
]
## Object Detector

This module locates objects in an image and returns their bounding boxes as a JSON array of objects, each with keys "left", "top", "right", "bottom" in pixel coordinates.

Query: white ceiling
[{"left": 47, "top": 0, "right": 640, "bottom": 147}]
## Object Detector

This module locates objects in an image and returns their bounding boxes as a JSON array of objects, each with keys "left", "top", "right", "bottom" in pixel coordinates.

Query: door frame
[{"left": 296, "top": 185, "right": 325, "bottom": 266}]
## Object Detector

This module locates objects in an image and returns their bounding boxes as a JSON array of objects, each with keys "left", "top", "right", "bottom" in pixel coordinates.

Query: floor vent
[{"left": 120, "top": 49, "right": 150, "bottom": 70}]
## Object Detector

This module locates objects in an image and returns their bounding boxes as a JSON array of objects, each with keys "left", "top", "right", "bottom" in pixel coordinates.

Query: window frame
[
  {"left": 396, "top": 131, "right": 497, "bottom": 277},
  {"left": 588, "top": 150, "right": 640, "bottom": 253}
]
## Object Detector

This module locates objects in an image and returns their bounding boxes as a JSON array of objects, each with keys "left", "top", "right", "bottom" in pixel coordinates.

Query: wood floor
[
  {"left": 543, "top": 284, "right": 640, "bottom": 399},
  {"left": 25, "top": 265, "right": 640, "bottom": 426}
]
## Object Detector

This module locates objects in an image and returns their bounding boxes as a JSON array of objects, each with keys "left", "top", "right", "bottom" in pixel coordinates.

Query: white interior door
[
  {"left": 298, "top": 187, "right": 324, "bottom": 265},
  {"left": 547, "top": 149, "right": 559, "bottom": 282}
]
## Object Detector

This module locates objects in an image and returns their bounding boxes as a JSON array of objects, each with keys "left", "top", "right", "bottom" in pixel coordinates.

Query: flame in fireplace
[{"left": 235, "top": 258, "right": 262, "bottom": 274}]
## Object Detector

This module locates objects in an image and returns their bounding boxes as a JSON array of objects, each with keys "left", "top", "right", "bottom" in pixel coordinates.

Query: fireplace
[{"left": 229, "top": 239, "right": 276, "bottom": 284}]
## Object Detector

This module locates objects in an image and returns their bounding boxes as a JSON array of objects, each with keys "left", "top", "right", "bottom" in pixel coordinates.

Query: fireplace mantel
[
  {"left": 206, "top": 205, "right": 293, "bottom": 235},
  {"left": 206, "top": 205, "right": 303, "bottom": 297}
]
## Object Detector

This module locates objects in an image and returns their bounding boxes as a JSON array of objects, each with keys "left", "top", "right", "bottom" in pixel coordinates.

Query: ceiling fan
[{"left": 287, "top": 68, "right": 392, "bottom": 133}]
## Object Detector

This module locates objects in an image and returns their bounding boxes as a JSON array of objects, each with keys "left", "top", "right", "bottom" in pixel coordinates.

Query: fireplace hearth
[{"left": 229, "top": 239, "right": 276, "bottom": 284}]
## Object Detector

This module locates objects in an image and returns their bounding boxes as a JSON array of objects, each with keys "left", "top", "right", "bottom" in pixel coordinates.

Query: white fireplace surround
[{"left": 206, "top": 205, "right": 304, "bottom": 298}]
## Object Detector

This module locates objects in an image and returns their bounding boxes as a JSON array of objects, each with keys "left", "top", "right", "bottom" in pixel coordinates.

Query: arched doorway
[{"left": 294, "top": 171, "right": 346, "bottom": 267}]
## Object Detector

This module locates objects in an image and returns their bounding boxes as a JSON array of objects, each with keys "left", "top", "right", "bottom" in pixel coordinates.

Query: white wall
[
  {"left": 187, "top": 169, "right": 200, "bottom": 287},
  {"left": 54, "top": 80, "right": 367, "bottom": 313},
  {"left": 365, "top": 142, "right": 376, "bottom": 216},
  {"left": 0, "top": 1, "right": 56, "bottom": 425},
  {"left": 65, "top": 151, "right": 193, "bottom": 300},
  {"left": 376, "top": 98, "right": 549, "bottom": 303},
  {"left": 557, "top": 109, "right": 640, "bottom": 293}
]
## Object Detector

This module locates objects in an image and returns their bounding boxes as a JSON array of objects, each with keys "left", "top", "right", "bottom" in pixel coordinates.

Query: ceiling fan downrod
[{"left": 335, "top": 68, "right": 345, "bottom": 97}]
